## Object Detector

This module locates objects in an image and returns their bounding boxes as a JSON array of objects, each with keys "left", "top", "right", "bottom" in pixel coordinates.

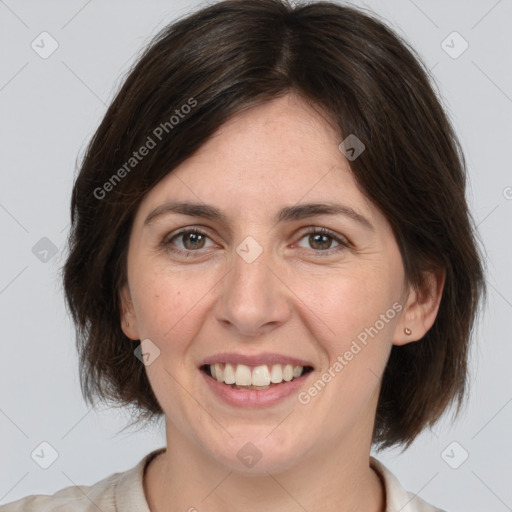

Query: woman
[{"left": 2, "top": 0, "right": 485, "bottom": 510}]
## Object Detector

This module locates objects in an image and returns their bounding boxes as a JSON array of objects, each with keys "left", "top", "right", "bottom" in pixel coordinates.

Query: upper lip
[{"left": 200, "top": 352, "right": 314, "bottom": 368}]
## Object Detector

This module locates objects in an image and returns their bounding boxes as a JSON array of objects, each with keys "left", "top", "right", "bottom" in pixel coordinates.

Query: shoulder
[
  {"left": 0, "top": 448, "right": 165, "bottom": 512},
  {"left": 0, "top": 473, "right": 119, "bottom": 512},
  {"left": 370, "top": 457, "right": 448, "bottom": 512}
]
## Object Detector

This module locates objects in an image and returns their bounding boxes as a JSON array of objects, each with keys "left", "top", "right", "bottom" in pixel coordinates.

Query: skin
[{"left": 120, "top": 92, "right": 445, "bottom": 512}]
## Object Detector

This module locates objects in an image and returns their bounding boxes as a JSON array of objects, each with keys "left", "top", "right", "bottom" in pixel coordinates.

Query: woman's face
[{"left": 121, "top": 93, "right": 417, "bottom": 473}]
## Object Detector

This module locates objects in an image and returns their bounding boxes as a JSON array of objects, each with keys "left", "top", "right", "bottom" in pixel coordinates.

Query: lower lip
[{"left": 200, "top": 369, "right": 312, "bottom": 408}]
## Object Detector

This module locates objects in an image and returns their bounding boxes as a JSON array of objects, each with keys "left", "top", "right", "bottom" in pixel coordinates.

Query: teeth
[
  {"left": 252, "top": 365, "right": 271, "bottom": 386},
  {"left": 235, "top": 364, "right": 252, "bottom": 386},
  {"left": 270, "top": 364, "right": 283, "bottom": 383},
  {"left": 214, "top": 363, "right": 223, "bottom": 382},
  {"left": 224, "top": 363, "right": 236, "bottom": 384},
  {"left": 283, "top": 364, "right": 293, "bottom": 381},
  {"left": 207, "top": 362, "right": 308, "bottom": 387}
]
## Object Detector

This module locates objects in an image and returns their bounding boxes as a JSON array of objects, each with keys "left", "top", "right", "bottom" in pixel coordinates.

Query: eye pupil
[
  {"left": 183, "top": 232, "right": 205, "bottom": 249},
  {"left": 310, "top": 233, "right": 332, "bottom": 250}
]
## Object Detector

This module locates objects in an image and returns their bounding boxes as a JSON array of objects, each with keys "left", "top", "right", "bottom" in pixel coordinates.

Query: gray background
[{"left": 1, "top": 0, "right": 511, "bottom": 510}]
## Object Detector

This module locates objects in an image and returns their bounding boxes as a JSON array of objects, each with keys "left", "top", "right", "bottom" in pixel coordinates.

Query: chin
[{"left": 203, "top": 427, "right": 311, "bottom": 475}]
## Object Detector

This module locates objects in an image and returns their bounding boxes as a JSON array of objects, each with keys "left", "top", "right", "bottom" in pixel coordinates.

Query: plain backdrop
[{"left": 1, "top": 1, "right": 511, "bottom": 510}]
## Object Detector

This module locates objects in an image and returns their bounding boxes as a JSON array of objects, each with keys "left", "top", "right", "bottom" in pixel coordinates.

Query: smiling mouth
[{"left": 200, "top": 363, "right": 314, "bottom": 390}]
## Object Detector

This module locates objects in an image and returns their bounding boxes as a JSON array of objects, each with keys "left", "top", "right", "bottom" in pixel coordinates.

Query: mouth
[{"left": 200, "top": 363, "right": 314, "bottom": 390}]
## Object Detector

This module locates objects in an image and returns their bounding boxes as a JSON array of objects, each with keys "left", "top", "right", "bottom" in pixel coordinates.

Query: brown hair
[{"left": 61, "top": 0, "right": 486, "bottom": 450}]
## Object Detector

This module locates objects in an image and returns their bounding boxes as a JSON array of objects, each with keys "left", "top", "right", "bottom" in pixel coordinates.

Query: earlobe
[
  {"left": 393, "top": 268, "right": 445, "bottom": 346},
  {"left": 119, "top": 284, "right": 140, "bottom": 340}
]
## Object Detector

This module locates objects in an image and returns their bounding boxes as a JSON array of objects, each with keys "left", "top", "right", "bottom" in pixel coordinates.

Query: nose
[{"left": 214, "top": 238, "right": 292, "bottom": 338}]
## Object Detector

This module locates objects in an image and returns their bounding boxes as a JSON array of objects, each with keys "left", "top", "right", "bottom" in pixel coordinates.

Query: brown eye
[
  {"left": 174, "top": 231, "right": 207, "bottom": 250},
  {"left": 162, "top": 226, "right": 349, "bottom": 259},
  {"left": 296, "top": 227, "right": 350, "bottom": 255},
  {"left": 162, "top": 228, "right": 215, "bottom": 257}
]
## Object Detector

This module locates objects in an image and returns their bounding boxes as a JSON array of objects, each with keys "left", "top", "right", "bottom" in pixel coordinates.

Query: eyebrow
[{"left": 144, "top": 200, "right": 375, "bottom": 232}]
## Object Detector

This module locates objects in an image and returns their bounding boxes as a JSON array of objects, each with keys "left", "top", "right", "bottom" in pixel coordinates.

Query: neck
[{"left": 144, "top": 420, "right": 385, "bottom": 512}]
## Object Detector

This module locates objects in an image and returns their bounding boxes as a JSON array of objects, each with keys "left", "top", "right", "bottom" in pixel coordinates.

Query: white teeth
[
  {"left": 270, "top": 364, "right": 283, "bottom": 383},
  {"left": 252, "top": 365, "right": 271, "bottom": 386},
  {"left": 224, "top": 363, "right": 236, "bottom": 384},
  {"left": 214, "top": 363, "right": 224, "bottom": 382},
  {"left": 207, "top": 362, "right": 307, "bottom": 387},
  {"left": 283, "top": 364, "right": 294, "bottom": 381},
  {"left": 235, "top": 364, "right": 252, "bottom": 386}
]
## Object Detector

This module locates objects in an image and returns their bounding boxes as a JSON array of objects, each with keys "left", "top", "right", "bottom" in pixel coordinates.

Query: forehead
[{"left": 136, "top": 94, "right": 378, "bottom": 227}]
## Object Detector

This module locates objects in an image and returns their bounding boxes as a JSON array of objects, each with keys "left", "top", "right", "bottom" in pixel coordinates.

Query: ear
[
  {"left": 393, "top": 268, "right": 445, "bottom": 346},
  {"left": 119, "top": 283, "right": 140, "bottom": 340}
]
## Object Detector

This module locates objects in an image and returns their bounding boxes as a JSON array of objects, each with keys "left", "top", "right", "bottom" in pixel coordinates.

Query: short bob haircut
[{"left": 62, "top": 0, "right": 486, "bottom": 450}]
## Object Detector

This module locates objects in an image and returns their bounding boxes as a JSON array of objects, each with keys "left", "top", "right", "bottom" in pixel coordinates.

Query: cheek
[
  {"left": 130, "top": 260, "right": 220, "bottom": 350},
  {"left": 305, "top": 262, "right": 398, "bottom": 327},
  {"left": 130, "top": 267, "right": 186, "bottom": 340},
  {"left": 294, "top": 260, "right": 402, "bottom": 369}
]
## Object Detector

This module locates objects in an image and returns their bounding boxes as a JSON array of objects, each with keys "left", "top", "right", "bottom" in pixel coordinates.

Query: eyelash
[{"left": 161, "top": 226, "right": 351, "bottom": 258}]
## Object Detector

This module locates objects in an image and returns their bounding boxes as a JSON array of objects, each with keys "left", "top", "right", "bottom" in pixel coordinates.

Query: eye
[
  {"left": 161, "top": 226, "right": 351, "bottom": 258},
  {"left": 162, "top": 228, "right": 216, "bottom": 257},
  {"left": 295, "top": 227, "right": 350, "bottom": 255}
]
